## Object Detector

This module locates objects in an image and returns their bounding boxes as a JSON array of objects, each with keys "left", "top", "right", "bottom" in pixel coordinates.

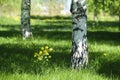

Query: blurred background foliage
[{"left": 0, "top": 0, "right": 119, "bottom": 21}]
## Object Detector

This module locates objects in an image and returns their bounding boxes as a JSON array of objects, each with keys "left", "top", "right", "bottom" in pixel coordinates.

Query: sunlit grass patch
[{"left": 0, "top": 16, "right": 20, "bottom": 25}]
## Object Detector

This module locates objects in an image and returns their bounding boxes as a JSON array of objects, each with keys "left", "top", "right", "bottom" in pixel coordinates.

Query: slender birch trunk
[
  {"left": 93, "top": 0, "right": 98, "bottom": 26},
  {"left": 70, "top": 0, "right": 88, "bottom": 69},
  {"left": 21, "top": 0, "right": 32, "bottom": 39},
  {"left": 118, "top": 4, "right": 120, "bottom": 30}
]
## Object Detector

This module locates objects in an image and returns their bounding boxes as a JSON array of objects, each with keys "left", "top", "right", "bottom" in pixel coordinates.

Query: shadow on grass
[
  {"left": 32, "top": 24, "right": 71, "bottom": 31},
  {"left": 0, "top": 27, "right": 119, "bottom": 45},
  {"left": 31, "top": 15, "right": 119, "bottom": 27},
  {"left": 30, "top": 15, "right": 118, "bottom": 27},
  {"left": 0, "top": 30, "right": 20, "bottom": 37},
  {"left": 88, "top": 21, "right": 119, "bottom": 27},
  {"left": 31, "top": 15, "right": 72, "bottom": 20},
  {"left": 0, "top": 43, "right": 34, "bottom": 73},
  {"left": 88, "top": 31, "right": 120, "bottom": 45},
  {"left": 98, "top": 59, "right": 120, "bottom": 78},
  {"left": 0, "top": 24, "right": 20, "bottom": 30}
]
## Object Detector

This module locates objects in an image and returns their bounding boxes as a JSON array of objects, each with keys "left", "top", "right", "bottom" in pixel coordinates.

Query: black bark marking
[
  {"left": 70, "top": 3, "right": 74, "bottom": 13},
  {"left": 82, "top": 43, "right": 84, "bottom": 47},
  {"left": 73, "top": 27, "right": 83, "bottom": 32},
  {"left": 75, "top": 15, "right": 81, "bottom": 20},
  {"left": 72, "top": 22, "right": 77, "bottom": 25},
  {"left": 72, "top": 41, "right": 78, "bottom": 53},
  {"left": 77, "top": 7, "right": 83, "bottom": 13},
  {"left": 83, "top": 34, "right": 87, "bottom": 38},
  {"left": 86, "top": 47, "right": 88, "bottom": 52}
]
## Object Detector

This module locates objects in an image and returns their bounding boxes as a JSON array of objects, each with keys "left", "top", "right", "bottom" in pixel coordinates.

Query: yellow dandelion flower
[
  {"left": 39, "top": 51, "right": 42, "bottom": 55},
  {"left": 38, "top": 57, "right": 42, "bottom": 61},
  {"left": 34, "top": 52, "right": 38, "bottom": 57},
  {"left": 49, "top": 48, "right": 53, "bottom": 52},
  {"left": 45, "top": 46, "right": 49, "bottom": 49},
  {"left": 43, "top": 50, "right": 48, "bottom": 54}
]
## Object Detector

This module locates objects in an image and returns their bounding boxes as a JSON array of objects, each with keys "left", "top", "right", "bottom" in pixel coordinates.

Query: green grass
[
  {"left": 0, "top": 70, "right": 114, "bottom": 80},
  {"left": 0, "top": 15, "right": 120, "bottom": 80}
]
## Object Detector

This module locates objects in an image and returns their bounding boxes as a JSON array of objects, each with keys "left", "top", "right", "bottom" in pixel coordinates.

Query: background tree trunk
[
  {"left": 70, "top": 0, "right": 88, "bottom": 69},
  {"left": 21, "top": 0, "right": 32, "bottom": 39},
  {"left": 93, "top": 0, "right": 98, "bottom": 27},
  {"left": 118, "top": 4, "right": 120, "bottom": 30}
]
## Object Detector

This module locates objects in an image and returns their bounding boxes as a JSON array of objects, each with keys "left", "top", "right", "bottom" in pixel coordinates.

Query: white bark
[
  {"left": 21, "top": 0, "right": 33, "bottom": 39},
  {"left": 71, "top": 0, "right": 88, "bottom": 69}
]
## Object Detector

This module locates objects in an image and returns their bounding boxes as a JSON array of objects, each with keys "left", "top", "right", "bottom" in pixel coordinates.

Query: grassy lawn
[{"left": 0, "top": 15, "right": 120, "bottom": 80}]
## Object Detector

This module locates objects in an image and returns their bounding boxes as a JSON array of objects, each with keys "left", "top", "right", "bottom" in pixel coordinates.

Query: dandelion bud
[
  {"left": 46, "top": 59, "right": 49, "bottom": 61},
  {"left": 34, "top": 52, "right": 38, "bottom": 57},
  {"left": 41, "top": 47, "right": 44, "bottom": 50},
  {"left": 34, "top": 60, "right": 36, "bottom": 63},
  {"left": 34, "top": 55, "right": 36, "bottom": 57},
  {"left": 48, "top": 56, "right": 51, "bottom": 58},
  {"left": 45, "top": 56, "right": 48, "bottom": 59}
]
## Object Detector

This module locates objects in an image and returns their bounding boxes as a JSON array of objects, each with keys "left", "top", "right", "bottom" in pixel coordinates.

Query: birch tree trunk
[
  {"left": 70, "top": 0, "right": 88, "bottom": 69},
  {"left": 93, "top": 0, "right": 98, "bottom": 26},
  {"left": 21, "top": 0, "right": 32, "bottom": 39},
  {"left": 118, "top": 4, "right": 120, "bottom": 30}
]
